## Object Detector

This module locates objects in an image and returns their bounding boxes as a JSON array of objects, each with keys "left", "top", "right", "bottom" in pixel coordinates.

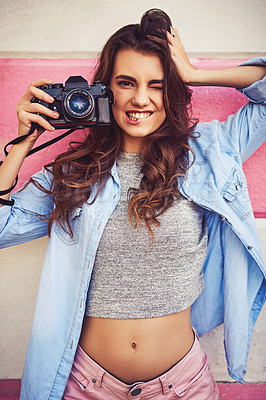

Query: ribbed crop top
[{"left": 85, "top": 152, "right": 207, "bottom": 318}]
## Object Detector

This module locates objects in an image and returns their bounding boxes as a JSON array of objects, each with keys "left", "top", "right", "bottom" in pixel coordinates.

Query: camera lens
[
  {"left": 70, "top": 94, "right": 88, "bottom": 113},
  {"left": 64, "top": 89, "right": 94, "bottom": 119}
]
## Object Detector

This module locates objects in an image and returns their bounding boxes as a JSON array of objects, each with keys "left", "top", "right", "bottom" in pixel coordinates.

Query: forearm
[
  {"left": 0, "top": 142, "right": 31, "bottom": 205},
  {"left": 186, "top": 65, "right": 266, "bottom": 89}
]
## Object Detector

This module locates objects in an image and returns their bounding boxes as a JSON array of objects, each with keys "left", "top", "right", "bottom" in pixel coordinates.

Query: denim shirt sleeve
[
  {"left": 237, "top": 57, "right": 266, "bottom": 104},
  {"left": 215, "top": 58, "right": 266, "bottom": 163},
  {"left": 0, "top": 167, "right": 54, "bottom": 248}
]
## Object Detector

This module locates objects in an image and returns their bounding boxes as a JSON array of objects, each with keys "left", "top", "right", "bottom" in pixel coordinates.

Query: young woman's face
[{"left": 110, "top": 49, "right": 166, "bottom": 153}]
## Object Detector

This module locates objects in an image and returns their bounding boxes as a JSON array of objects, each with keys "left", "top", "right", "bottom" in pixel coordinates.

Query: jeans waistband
[{"left": 73, "top": 328, "right": 207, "bottom": 398}]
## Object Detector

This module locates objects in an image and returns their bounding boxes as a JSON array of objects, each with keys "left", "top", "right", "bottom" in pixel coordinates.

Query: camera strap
[
  {"left": 0, "top": 125, "right": 79, "bottom": 205},
  {"left": 3, "top": 124, "right": 78, "bottom": 158}
]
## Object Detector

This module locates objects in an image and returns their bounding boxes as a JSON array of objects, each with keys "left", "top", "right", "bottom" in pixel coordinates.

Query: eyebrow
[{"left": 115, "top": 75, "right": 164, "bottom": 85}]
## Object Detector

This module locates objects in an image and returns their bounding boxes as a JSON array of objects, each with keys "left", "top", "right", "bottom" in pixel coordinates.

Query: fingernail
[
  {"left": 48, "top": 96, "right": 54, "bottom": 102},
  {"left": 53, "top": 112, "right": 59, "bottom": 118}
]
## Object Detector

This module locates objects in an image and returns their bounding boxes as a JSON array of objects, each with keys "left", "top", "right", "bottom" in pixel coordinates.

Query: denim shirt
[{"left": 0, "top": 58, "right": 265, "bottom": 400}]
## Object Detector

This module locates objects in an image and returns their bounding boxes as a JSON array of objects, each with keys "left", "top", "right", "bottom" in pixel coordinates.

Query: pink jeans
[{"left": 63, "top": 330, "right": 220, "bottom": 399}]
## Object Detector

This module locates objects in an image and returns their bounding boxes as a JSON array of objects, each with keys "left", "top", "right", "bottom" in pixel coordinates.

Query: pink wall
[{"left": 0, "top": 58, "right": 265, "bottom": 217}]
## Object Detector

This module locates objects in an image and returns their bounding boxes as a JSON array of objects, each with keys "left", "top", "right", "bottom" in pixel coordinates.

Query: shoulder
[{"left": 190, "top": 100, "right": 266, "bottom": 162}]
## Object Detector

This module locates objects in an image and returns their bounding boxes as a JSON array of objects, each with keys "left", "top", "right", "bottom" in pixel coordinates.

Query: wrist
[
  {"left": 182, "top": 67, "right": 200, "bottom": 85},
  {"left": 12, "top": 132, "right": 38, "bottom": 155}
]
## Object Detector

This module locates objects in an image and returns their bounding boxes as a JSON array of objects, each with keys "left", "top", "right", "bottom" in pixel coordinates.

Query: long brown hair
[{"left": 29, "top": 9, "right": 198, "bottom": 240}]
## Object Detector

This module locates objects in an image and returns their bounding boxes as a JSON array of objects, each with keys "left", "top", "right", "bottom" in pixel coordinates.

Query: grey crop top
[{"left": 85, "top": 152, "right": 207, "bottom": 318}]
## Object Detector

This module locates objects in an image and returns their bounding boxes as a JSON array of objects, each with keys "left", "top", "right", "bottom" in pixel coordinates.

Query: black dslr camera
[{"left": 33, "top": 76, "right": 114, "bottom": 129}]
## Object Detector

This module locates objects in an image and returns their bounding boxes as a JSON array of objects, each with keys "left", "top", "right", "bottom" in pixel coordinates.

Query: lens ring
[{"left": 64, "top": 89, "right": 94, "bottom": 119}]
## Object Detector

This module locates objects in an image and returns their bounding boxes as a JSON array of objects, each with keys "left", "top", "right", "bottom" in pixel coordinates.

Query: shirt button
[
  {"left": 113, "top": 194, "right": 116, "bottom": 199},
  {"left": 187, "top": 196, "right": 192, "bottom": 202},
  {"left": 221, "top": 216, "right": 226, "bottom": 221},
  {"left": 92, "top": 378, "right": 96, "bottom": 383},
  {"left": 247, "top": 245, "right": 253, "bottom": 250}
]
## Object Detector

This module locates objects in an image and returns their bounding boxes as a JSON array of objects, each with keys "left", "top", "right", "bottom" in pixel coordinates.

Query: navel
[{"left": 131, "top": 341, "right": 137, "bottom": 349}]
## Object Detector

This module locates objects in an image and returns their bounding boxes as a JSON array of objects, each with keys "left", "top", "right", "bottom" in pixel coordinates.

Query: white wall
[{"left": 0, "top": 0, "right": 265, "bottom": 57}]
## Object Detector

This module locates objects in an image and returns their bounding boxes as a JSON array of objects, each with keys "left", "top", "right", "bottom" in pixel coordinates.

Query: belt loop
[
  {"left": 159, "top": 375, "right": 170, "bottom": 395},
  {"left": 95, "top": 368, "right": 105, "bottom": 389}
]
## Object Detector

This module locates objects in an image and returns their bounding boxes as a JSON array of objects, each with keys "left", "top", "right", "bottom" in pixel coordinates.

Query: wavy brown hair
[{"left": 29, "top": 9, "right": 198, "bottom": 240}]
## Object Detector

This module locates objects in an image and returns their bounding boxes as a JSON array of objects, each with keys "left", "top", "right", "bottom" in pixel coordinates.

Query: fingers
[
  {"left": 166, "top": 27, "right": 182, "bottom": 46},
  {"left": 164, "top": 28, "right": 195, "bottom": 84},
  {"left": 148, "top": 26, "right": 182, "bottom": 48},
  {"left": 25, "top": 102, "right": 59, "bottom": 120},
  {"left": 18, "top": 108, "right": 57, "bottom": 133},
  {"left": 24, "top": 79, "right": 54, "bottom": 103},
  {"left": 170, "top": 27, "right": 180, "bottom": 39},
  {"left": 17, "top": 79, "right": 58, "bottom": 135}
]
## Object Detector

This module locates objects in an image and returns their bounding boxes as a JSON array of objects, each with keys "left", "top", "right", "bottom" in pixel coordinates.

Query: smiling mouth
[{"left": 126, "top": 112, "right": 153, "bottom": 121}]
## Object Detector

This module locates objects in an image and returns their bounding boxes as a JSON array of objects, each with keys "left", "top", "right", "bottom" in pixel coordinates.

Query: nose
[{"left": 131, "top": 87, "right": 150, "bottom": 107}]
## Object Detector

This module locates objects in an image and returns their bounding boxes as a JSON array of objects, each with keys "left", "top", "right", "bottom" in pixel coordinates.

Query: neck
[{"left": 121, "top": 132, "right": 143, "bottom": 153}]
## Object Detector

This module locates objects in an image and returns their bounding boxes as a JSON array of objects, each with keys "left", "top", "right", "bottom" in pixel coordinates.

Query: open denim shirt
[{"left": 0, "top": 58, "right": 265, "bottom": 399}]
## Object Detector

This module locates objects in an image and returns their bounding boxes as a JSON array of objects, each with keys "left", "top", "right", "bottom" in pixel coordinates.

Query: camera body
[{"left": 33, "top": 76, "right": 114, "bottom": 129}]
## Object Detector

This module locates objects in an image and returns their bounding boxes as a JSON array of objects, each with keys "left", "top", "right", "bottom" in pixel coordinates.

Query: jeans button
[{"left": 131, "top": 387, "right": 142, "bottom": 396}]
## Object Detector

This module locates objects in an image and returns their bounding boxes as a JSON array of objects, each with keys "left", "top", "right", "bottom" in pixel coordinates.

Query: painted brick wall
[{"left": 1, "top": 58, "right": 265, "bottom": 216}]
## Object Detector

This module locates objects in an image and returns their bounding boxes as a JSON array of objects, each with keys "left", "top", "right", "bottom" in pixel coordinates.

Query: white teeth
[{"left": 127, "top": 112, "right": 152, "bottom": 121}]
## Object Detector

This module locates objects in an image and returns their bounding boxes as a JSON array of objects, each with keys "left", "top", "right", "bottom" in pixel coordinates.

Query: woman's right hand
[
  {"left": 0, "top": 79, "right": 60, "bottom": 205},
  {"left": 16, "top": 79, "right": 59, "bottom": 148}
]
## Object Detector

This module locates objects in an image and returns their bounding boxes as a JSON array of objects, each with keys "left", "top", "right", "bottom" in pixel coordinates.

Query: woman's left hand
[
  {"left": 166, "top": 27, "right": 197, "bottom": 85},
  {"left": 167, "top": 27, "right": 266, "bottom": 88}
]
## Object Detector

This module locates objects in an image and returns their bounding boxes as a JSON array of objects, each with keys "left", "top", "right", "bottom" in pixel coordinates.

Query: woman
[{"left": 0, "top": 9, "right": 265, "bottom": 400}]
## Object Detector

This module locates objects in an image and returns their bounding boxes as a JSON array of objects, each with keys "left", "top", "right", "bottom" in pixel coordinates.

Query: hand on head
[{"left": 166, "top": 27, "right": 196, "bottom": 84}]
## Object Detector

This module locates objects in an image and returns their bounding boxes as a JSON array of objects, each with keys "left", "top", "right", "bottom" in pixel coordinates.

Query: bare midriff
[{"left": 79, "top": 306, "right": 194, "bottom": 384}]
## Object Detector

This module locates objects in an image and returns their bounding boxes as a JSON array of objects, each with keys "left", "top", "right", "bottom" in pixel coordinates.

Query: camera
[{"left": 32, "top": 76, "right": 114, "bottom": 129}]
